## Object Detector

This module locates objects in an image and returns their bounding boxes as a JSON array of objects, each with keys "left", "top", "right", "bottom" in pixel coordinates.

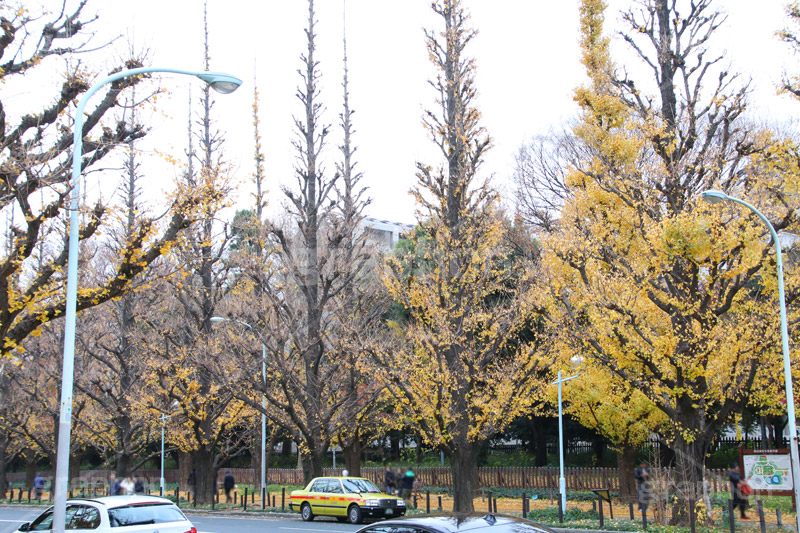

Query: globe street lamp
[
  {"left": 53, "top": 67, "right": 241, "bottom": 533},
  {"left": 701, "top": 189, "right": 800, "bottom": 533},
  {"left": 552, "top": 354, "right": 584, "bottom": 514},
  {"left": 210, "top": 316, "right": 268, "bottom": 508},
  {"left": 159, "top": 400, "right": 179, "bottom": 496}
]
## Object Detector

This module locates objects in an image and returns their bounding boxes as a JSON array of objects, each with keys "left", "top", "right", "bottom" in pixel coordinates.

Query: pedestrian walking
[
  {"left": 224, "top": 471, "right": 235, "bottom": 503},
  {"left": 401, "top": 467, "right": 415, "bottom": 499},
  {"left": 384, "top": 465, "right": 396, "bottom": 495},
  {"left": 33, "top": 473, "right": 45, "bottom": 501},
  {"left": 108, "top": 474, "right": 120, "bottom": 496},
  {"left": 395, "top": 468, "right": 404, "bottom": 496},
  {"left": 729, "top": 462, "right": 750, "bottom": 519},
  {"left": 133, "top": 475, "right": 144, "bottom": 494},
  {"left": 634, "top": 462, "right": 651, "bottom": 512},
  {"left": 120, "top": 476, "right": 135, "bottom": 495}
]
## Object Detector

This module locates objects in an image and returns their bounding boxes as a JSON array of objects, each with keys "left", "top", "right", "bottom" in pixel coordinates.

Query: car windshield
[
  {"left": 342, "top": 478, "right": 382, "bottom": 494},
  {"left": 108, "top": 503, "right": 186, "bottom": 527}
]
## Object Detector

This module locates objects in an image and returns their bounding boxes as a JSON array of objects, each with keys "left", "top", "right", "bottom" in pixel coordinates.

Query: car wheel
[
  {"left": 301, "top": 503, "right": 314, "bottom": 522},
  {"left": 348, "top": 504, "right": 363, "bottom": 524}
]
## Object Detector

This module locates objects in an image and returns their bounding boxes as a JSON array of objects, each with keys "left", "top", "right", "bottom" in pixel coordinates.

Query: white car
[{"left": 14, "top": 494, "right": 197, "bottom": 533}]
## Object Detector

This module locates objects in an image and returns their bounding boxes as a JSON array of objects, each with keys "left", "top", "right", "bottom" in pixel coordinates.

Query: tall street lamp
[
  {"left": 552, "top": 354, "right": 584, "bottom": 514},
  {"left": 54, "top": 67, "right": 241, "bottom": 533},
  {"left": 210, "top": 316, "right": 268, "bottom": 507},
  {"left": 701, "top": 189, "right": 800, "bottom": 533}
]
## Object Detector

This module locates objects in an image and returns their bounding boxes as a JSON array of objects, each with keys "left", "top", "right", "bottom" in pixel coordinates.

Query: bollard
[
  {"left": 728, "top": 500, "right": 735, "bottom": 533},
  {"left": 272, "top": 494, "right": 276, "bottom": 507},
  {"left": 262, "top": 487, "right": 266, "bottom": 510},
  {"left": 426, "top": 490, "right": 430, "bottom": 513},
  {"left": 487, "top": 491, "right": 492, "bottom": 513},
  {"left": 244, "top": 487, "right": 248, "bottom": 511},
  {"left": 629, "top": 502, "right": 634, "bottom": 520},
  {"left": 235, "top": 491, "right": 238, "bottom": 505},
  {"left": 642, "top": 508, "right": 647, "bottom": 530},
  {"left": 282, "top": 487, "right": 286, "bottom": 511},
  {"left": 689, "top": 498, "right": 696, "bottom": 533},
  {"left": 17, "top": 488, "right": 22, "bottom": 503},
  {"left": 592, "top": 500, "right": 597, "bottom": 512},
  {"left": 27, "top": 488, "right": 31, "bottom": 503},
  {"left": 757, "top": 500, "right": 766, "bottom": 533},
  {"left": 414, "top": 494, "right": 418, "bottom": 509},
  {"left": 438, "top": 495, "right": 442, "bottom": 511},
  {"left": 777, "top": 508, "right": 783, "bottom": 527},
  {"left": 522, "top": 492, "right": 527, "bottom": 518},
  {"left": 558, "top": 496, "right": 563, "bottom": 524},
  {"left": 493, "top": 496, "right": 497, "bottom": 513}
]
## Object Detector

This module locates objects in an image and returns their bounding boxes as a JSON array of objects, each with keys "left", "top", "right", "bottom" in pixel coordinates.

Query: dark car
[{"left": 355, "top": 513, "right": 557, "bottom": 533}]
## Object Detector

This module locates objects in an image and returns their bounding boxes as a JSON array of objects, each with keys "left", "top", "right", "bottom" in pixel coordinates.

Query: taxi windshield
[{"left": 342, "top": 478, "right": 382, "bottom": 494}]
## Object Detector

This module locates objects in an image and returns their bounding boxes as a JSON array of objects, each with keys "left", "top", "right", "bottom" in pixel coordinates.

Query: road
[{"left": 0, "top": 506, "right": 365, "bottom": 533}]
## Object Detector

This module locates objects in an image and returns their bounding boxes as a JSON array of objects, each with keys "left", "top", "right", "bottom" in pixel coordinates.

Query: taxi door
[
  {"left": 307, "top": 478, "right": 329, "bottom": 515},
  {"left": 326, "top": 479, "right": 347, "bottom": 517}
]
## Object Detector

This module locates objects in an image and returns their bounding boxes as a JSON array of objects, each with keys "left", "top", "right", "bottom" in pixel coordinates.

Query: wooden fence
[{"left": 7, "top": 466, "right": 735, "bottom": 493}]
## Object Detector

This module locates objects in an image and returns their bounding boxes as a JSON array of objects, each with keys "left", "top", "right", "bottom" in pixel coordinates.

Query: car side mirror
[{"left": 17, "top": 523, "right": 30, "bottom": 532}]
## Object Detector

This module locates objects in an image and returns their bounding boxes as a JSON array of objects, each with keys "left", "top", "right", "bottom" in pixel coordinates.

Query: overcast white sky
[{"left": 20, "top": 0, "right": 798, "bottom": 225}]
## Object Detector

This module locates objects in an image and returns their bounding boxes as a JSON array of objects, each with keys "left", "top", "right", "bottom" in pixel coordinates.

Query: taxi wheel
[
  {"left": 348, "top": 504, "right": 363, "bottom": 524},
  {"left": 301, "top": 503, "right": 314, "bottom": 522}
]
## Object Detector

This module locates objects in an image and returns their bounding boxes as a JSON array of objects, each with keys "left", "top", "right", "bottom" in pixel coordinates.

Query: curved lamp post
[
  {"left": 210, "top": 316, "right": 267, "bottom": 508},
  {"left": 701, "top": 189, "right": 800, "bottom": 533},
  {"left": 552, "top": 354, "right": 584, "bottom": 514},
  {"left": 54, "top": 67, "right": 241, "bottom": 533}
]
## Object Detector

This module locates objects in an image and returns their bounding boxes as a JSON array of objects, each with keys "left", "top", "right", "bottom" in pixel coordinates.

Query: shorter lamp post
[
  {"left": 701, "top": 189, "right": 800, "bottom": 533},
  {"left": 210, "top": 317, "right": 267, "bottom": 506},
  {"left": 159, "top": 408, "right": 175, "bottom": 496},
  {"left": 552, "top": 355, "right": 584, "bottom": 513}
]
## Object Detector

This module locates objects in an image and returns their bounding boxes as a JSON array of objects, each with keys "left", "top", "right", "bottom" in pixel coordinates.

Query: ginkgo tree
[
  {"left": 374, "top": 0, "right": 552, "bottom": 512},
  {"left": 0, "top": 1, "right": 205, "bottom": 362},
  {"left": 537, "top": 0, "right": 800, "bottom": 524}
]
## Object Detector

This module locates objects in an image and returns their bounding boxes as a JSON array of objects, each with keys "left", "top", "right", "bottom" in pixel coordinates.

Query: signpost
[{"left": 740, "top": 448, "right": 794, "bottom": 498}]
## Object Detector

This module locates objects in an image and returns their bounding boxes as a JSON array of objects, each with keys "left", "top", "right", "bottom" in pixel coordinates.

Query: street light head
[
  {"left": 196, "top": 73, "right": 242, "bottom": 94},
  {"left": 569, "top": 355, "right": 584, "bottom": 370},
  {"left": 701, "top": 190, "right": 729, "bottom": 204},
  {"left": 209, "top": 316, "right": 227, "bottom": 323}
]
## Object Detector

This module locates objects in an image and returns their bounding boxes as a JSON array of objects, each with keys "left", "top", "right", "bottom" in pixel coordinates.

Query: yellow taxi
[{"left": 289, "top": 476, "right": 406, "bottom": 524}]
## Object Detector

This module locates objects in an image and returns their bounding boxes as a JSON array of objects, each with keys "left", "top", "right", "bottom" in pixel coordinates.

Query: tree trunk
[
  {"left": 178, "top": 451, "right": 191, "bottom": 492},
  {"left": 116, "top": 451, "right": 132, "bottom": 478},
  {"left": 669, "top": 436, "right": 710, "bottom": 526},
  {"left": 593, "top": 437, "right": 605, "bottom": 465},
  {"left": 281, "top": 437, "right": 293, "bottom": 457},
  {"left": 617, "top": 445, "right": 638, "bottom": 503},
  {"left": 450, "top": 442, "right": 479, "bottom": 512},
  {"left": 25, "top": 455, "right": 36, "bottom": 489},
  {"left": 301, "top": 446, "right": 326, "bottom": 485},
  {"left": 68, "top": 454, "right": 80, "bottom": 490},
  {"left": 0, "top": 430, "right": 7, "bottom": 497},
  {"left": 343, "top": 436, "right": 362, "bottom": 477},
  {"left": 190, "top": 448, "right": 216, "bottom": 505}
]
